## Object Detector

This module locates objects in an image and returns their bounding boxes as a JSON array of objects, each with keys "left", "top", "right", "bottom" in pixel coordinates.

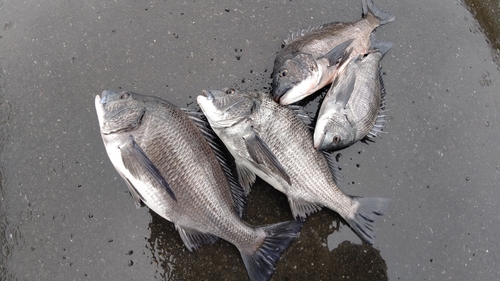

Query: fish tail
[
  {"left": 346, "top": 196, "right": 390, "bottom": 244},
  {"left": 240, "top": 220, "right": 303, "bottom": 281},
  {"left": 362, "top": 0, "right": 396, "bottom": 26}
]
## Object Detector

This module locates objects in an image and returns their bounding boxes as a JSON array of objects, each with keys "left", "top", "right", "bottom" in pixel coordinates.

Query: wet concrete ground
[{"left": 1, "top": 0, "right": 499, "bottom": 280}]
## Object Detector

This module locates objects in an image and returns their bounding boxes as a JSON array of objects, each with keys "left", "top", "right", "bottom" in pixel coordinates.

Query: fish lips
[
  {"left": 200, "top": 89, "right": 215, "bottom": 100},
  {"left": 272, "top": 83, "right": 293, "bottom": 104},
  {"left": 99, "top": 90, "right": 118, "bottom": 104},
  {"left": 313, "top": 131, "right": 332, "bottom": 151},
  {"left": 95, "top": 90, "right": 118, "bottom": 119}
]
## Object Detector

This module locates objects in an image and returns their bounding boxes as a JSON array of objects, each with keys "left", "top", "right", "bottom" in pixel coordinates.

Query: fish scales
[
  {"left": 282, "top": 18, "right": 376, "bottom": 59},
  {"left": 272, "top": 0, "right": 395, "bottom": 105},
  {"left": 314, "top": 41, "right": 392, "bottom": 151},
  {"left": 197, "top": 89, "right": 390, "bottom": 244},
  {"left": 252, "top": 96, "right": 353, "bottom": 214},
  {"left": 119, "top": 97, "right": 243, "bottom": 235},
  {"left": 95, "top": 90, "right": 302, "bottom": 281}
]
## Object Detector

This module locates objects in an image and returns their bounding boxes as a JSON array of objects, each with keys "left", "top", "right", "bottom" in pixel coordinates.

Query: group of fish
[{"left": 95, "top": 1, "right": 395, "bottom": 280}]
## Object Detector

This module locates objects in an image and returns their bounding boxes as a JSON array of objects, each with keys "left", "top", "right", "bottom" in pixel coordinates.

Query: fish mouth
[
  {"left": 272, "top": 84, "right": 293, "bottom": 103},
  {"left": 313, "top": 132, "right": 325, "bottom": 150},
  {"left": 99, "top": 90, "right": 117, "bottom": 104},
  {"left": 201, "top": 89, "right": 214, "bottom": 100}
]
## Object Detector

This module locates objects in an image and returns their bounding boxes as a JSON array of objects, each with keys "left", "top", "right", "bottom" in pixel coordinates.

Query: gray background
[{"left": 1, "top": 0, "right": 499, "bottom": 280}]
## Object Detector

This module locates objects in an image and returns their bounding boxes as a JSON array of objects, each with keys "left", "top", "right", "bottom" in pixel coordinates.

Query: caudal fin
[
  {"left": 362, "top": 0, "right": 396, "bottom": 26},
  {"left": 346, "top": 196, "right": 390, "bottom": 244},
  {"left": 240, "top": 221, "right": 303, "bottom": 281}
]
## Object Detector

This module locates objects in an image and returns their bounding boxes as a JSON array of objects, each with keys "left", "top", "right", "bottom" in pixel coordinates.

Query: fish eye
[
  {"left": 279, "top": 69, "right": 288, "bottom": 77},
  {"left": 120, "top": 92, "right": 130, "bottom": 99},
  {"left": 225, "top": 88, "right": 235, "bottom": 95},
  {"left": 333, "top": 135, "right": 341, "bottom": 144}
]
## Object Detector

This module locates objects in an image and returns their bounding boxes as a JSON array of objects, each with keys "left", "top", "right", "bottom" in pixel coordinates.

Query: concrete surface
[{"left": 0, "top": 0, "right": 499, "bottom": 280}]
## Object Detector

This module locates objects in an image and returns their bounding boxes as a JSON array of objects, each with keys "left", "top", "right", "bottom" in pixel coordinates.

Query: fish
[
  {"left": 314, "top": 40, "right": 393, "bottom": 151},
  {"left": 271, "top": 0, "right": 395, "bottom": 105},
  {"left": 95, "top": 90, "right": 302, "bottom": 281},
  {"left": 197, "top": 88, "right": 390, "bottom": 244}
]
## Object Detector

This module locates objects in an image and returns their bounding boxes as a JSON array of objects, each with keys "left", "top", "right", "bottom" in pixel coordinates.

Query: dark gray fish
[
  {"left": 197, "top": 89, "right": 390, "bottom": 244},
  {"left": 95, "top": 90, "right": 302, "bottom": 281},
  {"left": 271, "top": 0, "right": 395, "bottom": 105},
  {"left": 314, "top": 41, "right": 392, "bottom": 151}
]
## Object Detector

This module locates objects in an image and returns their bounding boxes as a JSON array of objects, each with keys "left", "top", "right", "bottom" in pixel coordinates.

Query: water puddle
[{"left": 463, "top": 0, "right": 500, "bottom": 68}]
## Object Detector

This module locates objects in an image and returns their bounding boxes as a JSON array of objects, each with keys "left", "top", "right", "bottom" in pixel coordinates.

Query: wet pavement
[{"left": 0, "top": 0, "right": 499, "bottom": 280}]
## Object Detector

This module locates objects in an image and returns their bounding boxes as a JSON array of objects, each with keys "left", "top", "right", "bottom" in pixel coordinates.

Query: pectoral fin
[
  {"left": 320, "top": 39, "right": 354, "bottom": 66},
  {"left": 121, "top": 135, "right": 177, "bottom": 201},
  {"left": 333, "top": 71, "right": 356, "bottom": 108},
  {"left": 243, "top": 132, "right": 291, "bottom": 185}
]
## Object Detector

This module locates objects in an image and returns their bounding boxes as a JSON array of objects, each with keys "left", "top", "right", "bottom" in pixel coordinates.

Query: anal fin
[
  {"left": 288, "top": 198, "right": 322, "bottom": 220},
  {"left": 176, "top": 225, "right": 219, "bottom": 251}
]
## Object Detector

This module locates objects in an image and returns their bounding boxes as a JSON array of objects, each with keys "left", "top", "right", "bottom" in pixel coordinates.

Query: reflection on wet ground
[
  {"left": 463, "top": 0, "right": 500, "bottom": 66},
  {"left": 148, "top": 180, "right": 387, "bottom": 280}
]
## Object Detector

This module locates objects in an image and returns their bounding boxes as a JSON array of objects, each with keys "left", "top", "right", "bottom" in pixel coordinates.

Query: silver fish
[
  {"left": 314, "top": 41, "right": 392, "bottom": 151},
  {"left": 197, "top": 89, "right": 390, "bottom": 244},
  {"left": 271, "top": 0, "right": 395, "bottom": 105},
  {"left": 95, "top": 90, "right": 302, "bottom": 281}
]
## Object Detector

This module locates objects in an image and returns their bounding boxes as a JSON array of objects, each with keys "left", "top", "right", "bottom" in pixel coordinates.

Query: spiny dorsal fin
[
  {"left": 182, "top": 107, "right": 247, "bottom": 217},
  {"left": 283, "top": 23, "right": 329, "bottom": 45}
]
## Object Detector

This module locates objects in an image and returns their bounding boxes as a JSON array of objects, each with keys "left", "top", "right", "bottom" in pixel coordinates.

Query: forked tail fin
[
  {"left": 240, "top": 220, "right": 303, "bottom": 281},
  {"left": 346, "top": 196, "right": 390, "bottom": 244},
  {"left": 362, "top": 0, "right": 396, "bottom": 26}
]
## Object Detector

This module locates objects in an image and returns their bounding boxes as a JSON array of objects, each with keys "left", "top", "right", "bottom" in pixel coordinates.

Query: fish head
[
  {"left": 271, "top": 52, "right": 321, "bottom": 105},
  {"left": 197, "top": 88, "right": 258, "bottom": 128},
  {"left": 314, "top": 112, "right": 356, "bottom": 151},
  {"left": 95, "top": 90, "right": 147, "bottom": 135}
]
